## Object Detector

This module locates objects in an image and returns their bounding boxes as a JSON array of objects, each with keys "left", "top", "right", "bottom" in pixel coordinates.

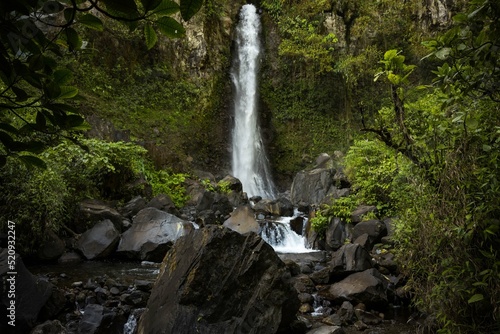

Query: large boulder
[
  {"left": 253, "top": 197, "right": 294, "bottom": 217},
  {"left": 137, "top": 226, "right": 300, "bottom": 334},
  {"left": 323, "top": 269, "right": 388, "bottom": 308},
  {"left": 37, "top": 230, "right": 66, "bottom": 261},
  {"left": 76, "top": 199, "right": 124, "bottom": 233},
  {"left": 351, "top": 220, "right": 387, "bottom": 250},
  {"left": 146, "top": 194, "right": 178, "bottom": 215},
  {"left": 325, "top": 218, "right": 352, "bottom": 251},
  {"left": 119, "top": 196, "right": 147, "bottom": 218},
  {"left": 77, "top": 220, "right": 120, "bottom": 260},
  {"left": 329, "top": 244, "right": 373, "bottom": 280},
  {"left": 223, "top": 205, "right": 259, "bottom": 234},
  {"left": 116, "top": 207, "right": 194, "bottom": 262},
  {"left": 77, "top": 304, "right": 126, "bottom": 334},
  {"left": 290, "top": 168, "right": 335, "bottom": 206}
]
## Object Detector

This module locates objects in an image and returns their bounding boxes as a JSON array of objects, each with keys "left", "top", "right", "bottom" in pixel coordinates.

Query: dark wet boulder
[
  {"left": 137, "top": 226, "right": 300, "bottom": 334},
  {"left": 329, "top": 244, "right": 373, "bottom": 280},
  {"left": 30, "top": 320, "right": 66, "bottom": 334},
  {"left": 37, "top": 230, "right": 66, "bottom": 261},
  {"left": 116, "top": 207, "right": 194, "bottom": 262},
  {"left": 76, "top": 199, "right": 124, "bottom": 233},
  {"left": 351, "top": 220, "right": 387, "bottom": 250},
  {"left": 350, "top": 205, "right": 377, "bottom": 224},
  {"left": 77, "top": 220, "right": 120, "bottom": 260},
  {"left": 77, "top": 304, "right": 126, "bottom": 334},
  {"left": 325, "top": 218, "right": 352, "bottom": 251},
  {"left": 253, "top": 197, "right": 293, "bottom": 217},
  {"left": 119, "top": 196, "right": 147, "bottom": 218},
  {"left": 146, "top": 194, "right": 178, "bottom": 215},
  {"left": 290, "top": 168, "right": 336, "bottom": 206}
]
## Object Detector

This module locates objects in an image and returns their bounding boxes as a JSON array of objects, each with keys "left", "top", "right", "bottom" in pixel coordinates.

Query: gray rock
[
  {"left": 117, "top": 207, "right": 194, "bottom": 262},
  {"left": 325, "top": 217, "right": 352, "bottom": 250},
  {"left": 77, "top": 220, "right": 120, "bottom": 260},
  {"left": 350, "top": 205, "right": 377, "bottom": 224},
  {"left": 290, "top": 168, "right": 336, "bottom": 206},
  {"left": 146, "top": 193, "right": 178, "bottom": 215},
  {"left": 351, "top": 220, "right": 388, "bottom": 250},
  {"left": 120, "top": 196, "right": 147, "bottom": 218},
  {"left": 58, "top": 252, "right": 83, "bottom": 264},
  {"left": 137, "top": 226, "right": 300, "bottom": 334},
  {"left": 77, "top": 199, "right": 124, "bottom": 232},
  {"left": 336, "top": 301, "right": 354, "bottom": 324},
  {"left": 330, "top": 244, "right": 373, "bottom": 279},
  {"left": 223, "top": 205, "right": 259, "bottom": 234},
  {"left": 306, "top": 325, "right": 345, "bottom": 334},
  {"left": 325, "top": 269, "right": 388, "bottom": 308},
  {"left": 37, "top": 230, "right": 66, "bottom": 261},
  {"left": 31, "top": 320, "right": 67, "bottom": 334}
]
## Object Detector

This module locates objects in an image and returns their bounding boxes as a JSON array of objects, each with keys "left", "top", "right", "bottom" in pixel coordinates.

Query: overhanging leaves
[
  {"left": 179, "top": 0, "right": 203, "bottom": 21},
  {"left": 156, "top": 17, "right": 185, "bottom": 38}
]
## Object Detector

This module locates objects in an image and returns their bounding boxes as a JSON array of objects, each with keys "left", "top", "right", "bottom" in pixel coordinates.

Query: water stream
[{"left": 231, "top": 4, "right": 277, "bottom": 199}]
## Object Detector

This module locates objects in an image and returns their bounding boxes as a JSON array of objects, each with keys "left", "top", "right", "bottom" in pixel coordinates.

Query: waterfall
[{"left": 231, "top": 4, "right": 277, "bottom": 199}]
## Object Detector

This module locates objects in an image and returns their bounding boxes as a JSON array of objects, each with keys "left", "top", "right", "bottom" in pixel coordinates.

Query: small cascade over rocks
[
  {"left": 231, "top": 4, "right": 277, "bottom": 199},
  {"left": 260, "top": 209, "right": 316, "bottom": 253}
]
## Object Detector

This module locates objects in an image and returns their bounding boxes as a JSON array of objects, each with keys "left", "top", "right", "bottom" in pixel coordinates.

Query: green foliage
[
  {"left": 0, "top": 0, "right": 202, "bottom": 166},
  {"left": 344, "top": 139, "right": 415, "bottom": 216},
  {"left": 0, "top": 137, "right": 191, "bottom": 255},
  {"left": 142, "top": 168, "right": 189, "bottom": 208},
  {"left": 217, "top": 180, "right": 231, "bottom": 194},
  {"left": 311, "top": 196, "right": 358, "bottom": 236},
  {"left": 423, "top": 0, "right": 500, "bottom": 103}
]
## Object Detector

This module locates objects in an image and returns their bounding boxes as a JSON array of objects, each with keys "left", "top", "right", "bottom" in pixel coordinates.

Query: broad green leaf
[
  {"left": 53, "top": 69, "right": 73, "bottom": 85},
  {"left": 383, "top": 49, "right": 398, "bottom": 61},
  {"left": 102, "top": 0, "right": 139, "bottom": 16},
  {"left": 144, "top": 24, "right": 158, "bottom": 50},
  {"left": 58, "top": 86, "right": 79, "bottom": 99},
  {"left": 65, "top": 28, "right": 82, "bottom": 50},
  {"left": 482, "top": 144, "right": 491, "bottom": 152},
  {"left": 24, "top": 141, "right": 45, "bottom": 154},
  {"left": 435, "top": 47, "right": 451, "bottom": 60},
  {"left": 0, "top": 155, "right": 6, "bottom": 167},
  {"left": 156, "top": 17, "right": 185, "bottom": 38},
  {"left": 141, "top": 0, "right": 162, "bottom": 12},
  {"left": 28, "top": 54, "right": 45, "bottom": 71},
  {"left": 180, "top": 0, "right": 203, "bottom": 21},
  {"left": 36, "top": 111, "right": 46, "bottom": 128},
  {"left": 65, "top": 114, "right": 85, "bottom": 128},
  {"left": 11, "top": 86, "right": 29, "bottom": 102},
  {"left": 467, "top": 294, "right": 484, "bottom": 304},
  {"left": 44, "top": 81, "right": 62, "bottom": 100},
  {"left": 18, "top": 155, "right": 47, "bottom": 169},
  {"left": 64, "top": 7, "right": 76, "bottom": 23},
  {"left": 154, "top": 0, "right": 179, "bottom": 16},
  {"left": 0, "top": 123, "right": 19, "bottom": 134},
  {"left": 78, "top": 14, "right": 104, "bottom": 31},
  {"left": 0, "top": 131, "right": 14, "bottom": 146}
]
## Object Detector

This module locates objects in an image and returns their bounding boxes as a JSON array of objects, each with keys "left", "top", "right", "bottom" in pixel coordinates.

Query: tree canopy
[{"left": 0, "top": 0, "right": 202, "bottom": 168}]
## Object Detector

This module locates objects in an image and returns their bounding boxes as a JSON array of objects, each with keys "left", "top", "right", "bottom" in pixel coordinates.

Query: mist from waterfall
[{"left": 231, "top": 4, "right": 277, "bottom": 199}]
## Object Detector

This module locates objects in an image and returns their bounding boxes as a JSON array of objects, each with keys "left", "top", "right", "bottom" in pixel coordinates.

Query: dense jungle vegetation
[{"left": 0, "top": 0, "right": 499, "bottom": 332}]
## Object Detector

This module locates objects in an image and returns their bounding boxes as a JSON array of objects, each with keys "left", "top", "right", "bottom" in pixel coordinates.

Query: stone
[
  {"left": 298, "top": 293, "right": 314, "bottom": 304},
  {"left": 299, "top": 303, "right": 314, "bottom": 313},
  {"left": 305, "top": 325, "right": 345, "bottom": 334},
  {"left": 120, "top": 196, "right": 147, "bottom": 218},
  {"left": 76, "top": 199, "right": 124, "bottom": 232},
  {"left": 329, "top": 244, "right": 373, "bottom": 279},
  {"left": 322, "top": 314, "right": 342, "bottom": 326},
  {"left": 117, "top": 207, "right": 194, "bottom": 262},
  {"left": 336, "top": 301, "right": 354, "bottom": 324},
  {"left": 290, "top": 274, "right": 316, "bottom": 294},
  {"left": 315, "top": 153, "right": 333, "bottom": 169},
  {"left": 350, "top": 205, "right": 377, "bottom": 224},
  {"left": 37, "top": 230, "right": 66, "bottom": 261},
  {"left": 351, "top": 220, "right": 387, "bottom": 250},
  {"left": 289, "top": 216, "right": 305, "bottom": 235},
  {"left": 58, "top": 252, "right": 83, "bottom": 264},
  {"left": 77, "top": 304, "right": 126, "bottom": 334},
  {"left": 137, "top": 226, "right": 300, "bottom": 334},
  {"left": 325, "top": 217, "right": 352, "bottom": 250},
  {"left": 195, "top": 209, "right": 218, "bottom": 227},
  {"left": 77, "top": 220, "right": 120, "bottom": 260},
  {"left": 223, "top": 205, "right": 259, "bottom": 234},
  {"left": 146, "top": 193, "right": 178, "bottom": 215},
  {"left": 290, "top": 168, "right": 337, "bottom": 206},
  {"left": 30, "top": 320, "right": 67, "bottom": 334},
  {"left": 0, "top": 249, "right": 55, "bottom": 333},
  {"left": 219, "top": 175, "right": 243, "bottom": 192},
  {"left": 325, "top": 269, "right": 388, "bottom": 308}
]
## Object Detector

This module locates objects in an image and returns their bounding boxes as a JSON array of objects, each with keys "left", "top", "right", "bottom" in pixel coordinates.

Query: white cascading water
[{"left": 231, "top": 4, "right": 277, "bottom": 199}]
